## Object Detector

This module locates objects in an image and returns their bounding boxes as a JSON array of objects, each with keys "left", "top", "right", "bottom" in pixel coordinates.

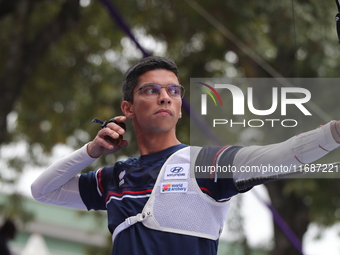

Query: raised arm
[{"left": 233, "top": 121, "right": 340, "bottom": 180}]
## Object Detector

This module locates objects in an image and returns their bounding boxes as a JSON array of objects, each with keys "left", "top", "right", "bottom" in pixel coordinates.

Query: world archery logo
[
  {"left": 162, "top": 184, "right": 171, "bottom": 192},
  {"left": 196, "top": 82, "right": 223, "bottom": 115},
  {"left": 161, "top": 182, "right": 188, "bottom": 193}
]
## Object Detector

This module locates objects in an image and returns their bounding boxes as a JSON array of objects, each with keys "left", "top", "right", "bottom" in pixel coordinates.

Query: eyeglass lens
[{"left": 141, "top": 84, "right": 184, "bottom": 99}]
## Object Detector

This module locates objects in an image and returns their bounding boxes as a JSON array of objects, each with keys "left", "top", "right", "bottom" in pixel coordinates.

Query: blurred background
[{"left": 1, "top": 0, "right": 340, "bottom": 254}]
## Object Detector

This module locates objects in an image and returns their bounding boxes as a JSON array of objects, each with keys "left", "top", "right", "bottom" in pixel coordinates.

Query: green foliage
[
  {"left": 0, "top": 193, "right": 34, "bottom": 223},
  {"left": 1, "top": 0, "right": 340, "bottom": 254}
]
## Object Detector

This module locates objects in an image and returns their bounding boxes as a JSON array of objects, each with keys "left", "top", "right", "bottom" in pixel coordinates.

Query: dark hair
[{"left": 122, "top": 56, "right": 179, "bottom": 102}]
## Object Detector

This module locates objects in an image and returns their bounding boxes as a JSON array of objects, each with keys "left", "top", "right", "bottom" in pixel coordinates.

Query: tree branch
[{"left": 0, "top": 0, "right": 81, "bottom": 145}]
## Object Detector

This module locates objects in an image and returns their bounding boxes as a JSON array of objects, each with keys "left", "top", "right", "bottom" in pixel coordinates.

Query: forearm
[
  {"left": 31, "top": 144, "right": 97, "bottom": 209},
  {"left": 233, "top": 121, "right": 340, "bottom": 179}
]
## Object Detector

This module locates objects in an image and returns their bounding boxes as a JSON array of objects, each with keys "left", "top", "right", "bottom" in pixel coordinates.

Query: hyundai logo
[{"left": 170, "top": 166, "right": 184, "bottom": 173}]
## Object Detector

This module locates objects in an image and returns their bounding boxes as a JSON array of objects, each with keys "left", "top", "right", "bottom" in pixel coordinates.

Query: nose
[{"left": 158, "top": 87, "right": 171, "bottom": 105}]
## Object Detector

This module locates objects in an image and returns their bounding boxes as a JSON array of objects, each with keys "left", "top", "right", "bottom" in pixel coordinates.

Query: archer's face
[{"left": 123, "top": 69, "right": 182, "bottom": 134}]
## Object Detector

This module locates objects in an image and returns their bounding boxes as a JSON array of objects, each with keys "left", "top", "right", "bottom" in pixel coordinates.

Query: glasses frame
[{"left": 134, "top": 83, "right": 185, "bottom": 100}]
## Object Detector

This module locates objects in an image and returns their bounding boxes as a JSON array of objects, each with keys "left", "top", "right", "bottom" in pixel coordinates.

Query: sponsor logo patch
[
  {"left": 164, "top": 163, "right": 189, "bottom": 180},
  {"left": 161, "top": 182, "right": 188, "bottom": 193}
]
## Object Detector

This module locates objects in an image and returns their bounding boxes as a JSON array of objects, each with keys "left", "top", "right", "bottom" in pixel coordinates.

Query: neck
[{"left": 135, "top": 129, "right": 181, "bottom": 155}]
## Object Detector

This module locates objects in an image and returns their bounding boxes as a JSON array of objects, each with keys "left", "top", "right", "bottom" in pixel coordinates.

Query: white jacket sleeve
[
  {"left": 233, "top": 122, "right": 340, "bottom": 180},
  {"left": 31, "top": 144, "right": 97, "bottom": 209}
]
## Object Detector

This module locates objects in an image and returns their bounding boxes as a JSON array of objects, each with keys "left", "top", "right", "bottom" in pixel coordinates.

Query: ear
[
  {"left": 121, "top": 101, "right": 135, "bottom": 119},
  {"left": 179, "top": 111, "right": 182, "bottom": 118}
]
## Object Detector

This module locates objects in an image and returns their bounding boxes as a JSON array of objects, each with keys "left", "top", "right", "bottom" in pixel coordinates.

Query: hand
[
  {"left": 331, "top": 121, "right": 340, "bottom": 144},
  {"left": 87, "top": 116, "right": 128, "bottom": 158}
]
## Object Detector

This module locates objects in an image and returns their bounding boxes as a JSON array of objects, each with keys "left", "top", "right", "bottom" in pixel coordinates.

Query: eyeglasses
[{"left": 134, "top": 83, "right": 185, "bottom": 100}]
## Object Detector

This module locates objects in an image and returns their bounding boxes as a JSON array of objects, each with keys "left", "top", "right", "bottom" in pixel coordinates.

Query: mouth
[{"left": 154, "top": 109, "right": 173, "bottom": 116}]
